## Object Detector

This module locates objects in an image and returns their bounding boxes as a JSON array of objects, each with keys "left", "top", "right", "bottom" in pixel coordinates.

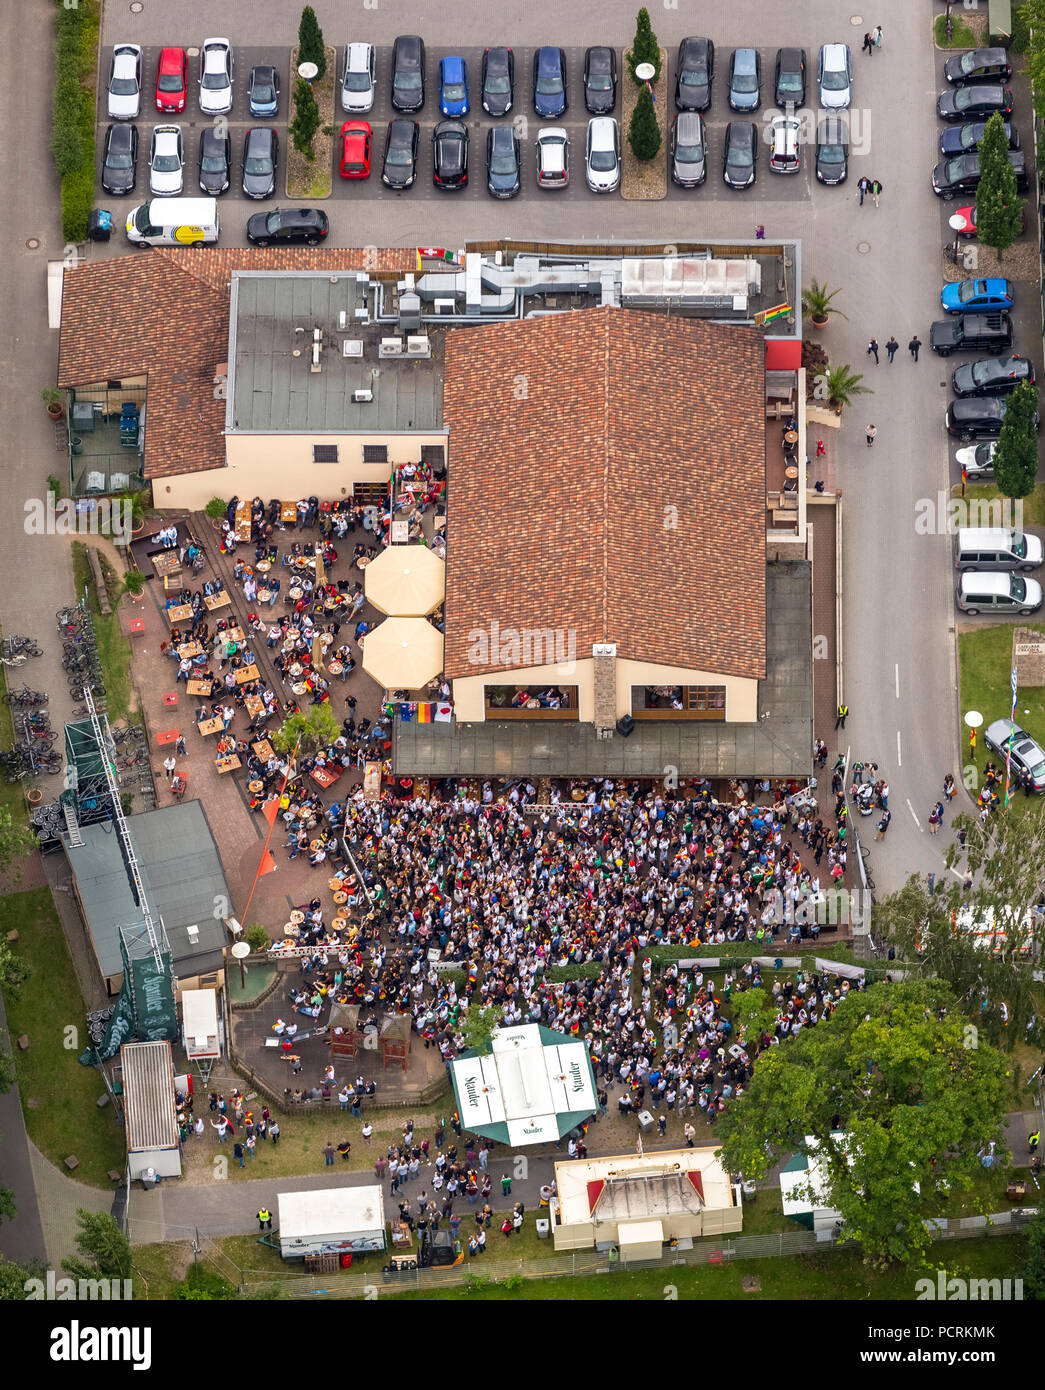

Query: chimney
[{"left": 592, "top": 644, "right": 617, "bottom": 736}]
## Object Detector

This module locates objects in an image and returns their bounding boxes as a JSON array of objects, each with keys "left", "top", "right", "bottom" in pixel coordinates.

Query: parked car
[
  {"left": 727, "top": 48, "right": 761, "bottom": 112},
  {"left": 533, "top": 47, "right": 568, "bottom": 118},
  {"left": 984, "top": 718, "right": 1045, "bottom": 790},
  {"left": 944, "top": 47, "right": 1013, "bottom": 87},
  {"left": 382, "top": 118, "right": 419, "bottom": 188},
  {"left": 930, "top": 313, "right": 1014, "bottom": 355},
  {"left": 816, "top": 116, "right": 849, "bottom": 185},
  {"left": 481, "top": 47, "right": 514, "bottom": 116},
  {"left": 341, "top": 43, "right": 376, "bottom": 114},
  {"left": 198, "top": 126, "right": 231, "bottom": 195},
  {"left": 149, "top": 125, "right": 183, "bottom": 195},
  {"left": 952, "top": 355, "right": 1034, "bottom": 398},
  {"left": 774, "top": 47, "right": 806, "bottom": 108},
  {"left": 670, "top": 112, "right": 706, "bottom": 188},
  {"left": 956, "top": 572, "right": 1043, "bottom": 617},
  {"left": 955, "top": 440, "right": 997, "bottom": 477},
  {"left": 939, "top": 121, "right": 1019, "bottom": 156},
  {"left": 722, "top": 121, "right": 757, "bottom": 189},
  {"left": 945, "top": 395, "right": 1038, "bottom": 441},
  {"left": 101, "top": 122, "right": 138, "bottom": 195},
  {"left": 675, "top": 36, "right": 714, "bottom": 112},
  {"left": 486, "top": 123, "right": 521, "bottom": 198},
  {"left": 155, "top": 47, "right": 188, "bottom": 113},
  {"left": 246, "top": 208, "right": 329, "bottom": 246},
  {"left": 432, "top": 120, "right": 468, "bottom": 189},
  {"left": 242, "top": 127, "right": 277, "bottom": 199},
  {"left": 941, "top": 278, "right": 1014, "bottom": 315},
  {"left": 339, "top": 121, "right": 372, "bottom": 179},
  {"left": 768, "top": 116, "right": 800, "bottom": 174},
  {"left": 198, "top": 38, "right": 233, "bottom": 115},
  {"left": 585, "top": 117, "right": 620, "bottom": 192},
  {"left": 583, "top": 46, "right": 617, "bottom": 113},
  {"left": 391, "top": 35, "right": 425, "bottom": 113},
  {"left": 107, "top": 44, "right": 142, "bottom": 119},
  {"left": 438, "top": 56, "right": 469, "bottom": 117},
  {"left": 535, "top": 127, "right": 569, "bottom": 188},
  {"left": 932, "top": 152, "right": 1027, "bottom": 199},
  {"left": 817, "top": 43, "right": 852, "bottom": 109},
  {"left": 248, "top": 64, "right": 280, "bottom": 118},
  {"left": 937, "top": 84, "right": 1013, "bottom": 121}
]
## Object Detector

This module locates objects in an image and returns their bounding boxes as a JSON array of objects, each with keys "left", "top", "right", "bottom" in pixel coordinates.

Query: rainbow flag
[{"left": 763, "top": 302, "right": 791, "bottom": 323}]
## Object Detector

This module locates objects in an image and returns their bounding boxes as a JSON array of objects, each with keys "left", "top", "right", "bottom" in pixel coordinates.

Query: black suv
[
  {"left": 932, "top": 151, "right": 1027, "bottom": 199},
  {"left": 930, "top": 313, "right": 1014, "bottom": 357},
  {"left": 952, "top": 355, "right": 1035, "bottom": 398},
  {"left": 944, "top": 47, "right": 1013, "bottom": 87}
]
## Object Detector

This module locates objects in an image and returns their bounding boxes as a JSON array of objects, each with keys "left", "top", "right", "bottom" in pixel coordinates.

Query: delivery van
[{"left": 125, "top": 197, "right": 218, "bottom": 247}]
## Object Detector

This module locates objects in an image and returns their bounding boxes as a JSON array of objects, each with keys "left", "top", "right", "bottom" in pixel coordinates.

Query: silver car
[
  {"left": 585, "top": 117, "right": 620, "bottom": 193},
  {"left": 818, "top": 43, "right": 852, "bottom": 110},
  {"left": 984, "top": 717, "right": 1045, "bottom": 790},
  {"left": 149, "top": 125, "right": 184, "bottom": 195},
  {"left": 671, "top": 112, "right": 706, "bottom": 187},
  {"left": 341, "top": 43, "right": 376, "bottom": 113},
  {"left": 107, "top": 44, "right": 142, "bottom": 120},
  {"left": 199, "top": 38, "right": 233, "bottom": 115}
]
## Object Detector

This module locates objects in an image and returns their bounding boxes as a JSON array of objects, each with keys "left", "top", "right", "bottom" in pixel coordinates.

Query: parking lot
[{"left": 97, "top": 39, "right": 858, "bottom": 223}]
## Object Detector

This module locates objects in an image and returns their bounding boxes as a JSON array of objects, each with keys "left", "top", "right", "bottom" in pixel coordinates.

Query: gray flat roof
[
  {"left": 394, "top": 561, "right": 813, "bottom": 779},
  {"left": 228, "top": 271, "right": 443, "bottom": 434}
]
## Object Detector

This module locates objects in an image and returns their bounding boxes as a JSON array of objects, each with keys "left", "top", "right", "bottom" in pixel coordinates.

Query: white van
[
  {"left": 953, "top": 527, "right": 1044, "bottom": 571},
  {"left": 955, "top": 570, "right": 1043, "bottom": 615},
  {"left": 125, "top": 197, "right": 219, "bottom": 247}
]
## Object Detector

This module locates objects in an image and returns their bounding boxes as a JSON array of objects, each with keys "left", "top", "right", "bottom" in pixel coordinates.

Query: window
[
  {"left": 420, "top": 445, "right": 445, "bottom": 468},
  {"left": 484, "top": 685, "right": 578, "bottom": 719},
  {"left": 363, "top": 444, "right": 388, "bottom": 463},
  {"left": 313, "top": 444, "right": 339, "bottom": 463},
  {"left": 631, "top": 685, "right": 726, "bottom": 719}
]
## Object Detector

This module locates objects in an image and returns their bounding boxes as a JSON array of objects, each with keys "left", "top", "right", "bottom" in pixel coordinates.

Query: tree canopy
[{"left": 974, "top": 112, "right": 1024, "bottom": 260}]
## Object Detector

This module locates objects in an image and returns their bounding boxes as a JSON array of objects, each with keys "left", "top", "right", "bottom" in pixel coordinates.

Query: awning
[
  {"left": 361, "top": 617, "right": 444, "bottom": 690},
  {"left": 364, "top": 544, "right": 445, "bottom": 617}
]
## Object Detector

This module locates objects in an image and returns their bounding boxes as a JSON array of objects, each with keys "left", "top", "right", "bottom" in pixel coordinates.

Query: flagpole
[{"left": 1004, "top": 663, "right": 1018, "bottom": 808}]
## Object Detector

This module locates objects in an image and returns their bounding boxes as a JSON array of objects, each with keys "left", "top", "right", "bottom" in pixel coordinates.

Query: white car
[
  {"left": 341, "top": 43, "right": 376, "bottom": 113},
  {"left": 818, "top": 43, "right": 852, "bottom": 110},
  {"left": 955, "top": 440, "right": 997, "bottom": 477},
  {"left": 199, "top": 38, "right": 234, "bottom": 114},
  {"left": 107, "top": 44, "right": 142, "bottom": 119},
  {"left": 585, "top": 117, "right": 620, "bottom": 193},
  {"left": 149, "top": 125, "right": 184, "bottom": 194},
  {"left": 536, "top": 127, "right": 569, "bottom": 189}
]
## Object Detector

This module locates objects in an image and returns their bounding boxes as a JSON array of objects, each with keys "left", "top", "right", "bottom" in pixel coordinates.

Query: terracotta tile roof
[
  {"left": 56, "top": 247, "right": 416, "bottom": 480},
  {"left": 442, "top": 307, "right": 766, "bottom": 680}
]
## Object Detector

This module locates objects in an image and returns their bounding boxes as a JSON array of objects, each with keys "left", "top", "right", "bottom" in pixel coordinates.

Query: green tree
[
  {"left": 0, "top": 807, "right": 35, "bottom": 878},
  {"left": 975, "top": 113, "right": 1024, "bottom": 260},
  {"left": 732, "top": 987, "right": 779, "bottom": 1049},
  {"left": 61, "top": 1210, "right": 131, "bottom": 1284},
  {"left": 1022, "top": 0, "right": 1045, "bottom": 121},
  {"left": 245, "top": 924, "right": 271, "bottom": 954},
  {"left": 801, "top": 279, "right": 847, "bottom": 325},
  {"left": 1023, "top": 1204, "right": 1045, "bottom": 1298},
  {"left": 290, "top": 78, "right": 321, "bottom": 160},
  {"left": 272, "top": 703, "right": 341, "bottom": 757},
  {"left": 628, "top": 85, "right": 661, "bottom": 161},
  {"left": 297, "top": 6, "right": 327, "bottom": 80},
  {"left": 0, "top": 1254, "right": 41, "bottom": 1300},
  {"left": 626, "top": 7, "right": 662, "bottom": 84},
  {"left": 717, "top": 980, "right": 1010, "bottom": 1267},
  {"left": 460, "top": 1003, "right": 504, "bottom": 1055},
  {"left": 823, "top": 364, "right": 871, "bottom": 411},
  {"left": 992, "top": 379, "right": 1040, "bottom": 500}
]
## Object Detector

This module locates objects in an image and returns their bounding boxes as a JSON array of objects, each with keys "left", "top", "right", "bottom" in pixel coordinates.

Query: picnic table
[
  {"left": 186, "top": 679, "right": 214, "bottom": 697},
  {"left": 151, "top": 550, "right": 182, "bottom": 579},
  {"left": 165, "top": 603, "right": 192, "bottom": 624},
  {"left": 281, "top": 501, "right": 298, "bottom": 524},
  {"left": 204, "top": 592, "right": 232, "bottom": 612},
  {"left": 198, "top": 717, "right": 224, "bottom": 736},
  {"left": 235, "top": 664, "right": 261, "bottom": 685},
  {"left": 177, "top": 641, "right": 204, "bottom": 659},
  {"left": 224, "top": 625, "right": 246, "bottom": 644},
  {"left": 252, "top": 739, "right": 275, "bottom": 760},
  {"left": 311, "top": 765, "right": 341, "bottom": 789},
  {"left": 215, "top": 754, "right": 241, "bottom": 775},
  {"left": 234, "top": 500, "right": 252, "bottom": 542},
  {"left": 244, "top": 694, "right": 267, "bottom": 721}
]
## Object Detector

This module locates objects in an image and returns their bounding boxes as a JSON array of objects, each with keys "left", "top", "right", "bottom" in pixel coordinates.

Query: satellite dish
[
  {"left": 298, "top": 61, "right": 319, "bottom": 80},
  {"left": 635, "top": 62, "right": 656, "bottom": 81},
  {"left": 964, "top": 710, "right": 984, "bottom": 729},
  {"left": 230, "top": 941, "right": 251, "bottom": 959}
]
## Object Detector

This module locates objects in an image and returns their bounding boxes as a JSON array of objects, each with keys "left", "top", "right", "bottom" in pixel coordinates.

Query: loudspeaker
[{"left": 616, "top": 715, "right": 635, "bottom": 738}]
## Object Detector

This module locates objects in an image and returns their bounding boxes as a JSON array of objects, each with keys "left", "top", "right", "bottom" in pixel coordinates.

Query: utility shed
[{"left": 120, "top": 1039, "right": 181, "bottom": 1181}]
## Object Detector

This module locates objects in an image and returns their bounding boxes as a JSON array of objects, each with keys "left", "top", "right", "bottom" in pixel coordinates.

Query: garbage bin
[
  {"left": 339, "top": 1252, "right": 353, "bottom": 1268},
  {"left": 637, "top": 1109, "right": 655, "bottom": 1134},
  {"left": 535, "top": 1218, "right": 550, "bottom": 1240},
  {"left": 88, "top": 209, "right": 113, "bottom": 243}
]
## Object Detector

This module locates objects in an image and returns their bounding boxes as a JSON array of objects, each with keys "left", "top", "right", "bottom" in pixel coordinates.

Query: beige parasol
[
  {"left": 362, "top": 617, "right": 444, "bottom": 690},
  {"left": 363, "top": 544, "right": 445, "bottom": 617}
]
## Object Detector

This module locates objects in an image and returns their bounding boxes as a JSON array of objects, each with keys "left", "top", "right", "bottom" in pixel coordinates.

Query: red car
[
  {"left": 339, "top": 121, "right": 372, "bottom": 178},
  {"left": 952, "top": 203, "right": 1025, "bottom": 239},
  {"left": 156, "top": 47, "right": 188, "bottom": 113}
]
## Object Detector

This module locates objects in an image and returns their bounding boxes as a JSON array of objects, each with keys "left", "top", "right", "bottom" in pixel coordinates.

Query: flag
[
  {"left": 434, "top": 702, "right": 454, "bottom": 722},
  {"left": 261, "top": 798, "right": 280, "bottom": 826},
  {"left": 399, "top": 702, "right": 414, "bottom": 722},
  {"left": 257, "top": 850, "right": 277, "bottom": 877},
  {"left": 763, "top": 303, "right": 791, "bottom": 323},
  {"left": 416, "top": 703, "right": 432, "bottom": 723}
]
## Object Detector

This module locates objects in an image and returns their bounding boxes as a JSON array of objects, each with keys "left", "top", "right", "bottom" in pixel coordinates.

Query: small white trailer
[{"left": 276, "top": 1185, "right": 387, "bottom": 1260}]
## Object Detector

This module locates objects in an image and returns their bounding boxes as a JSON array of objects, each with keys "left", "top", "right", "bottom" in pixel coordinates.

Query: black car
[
  {"left": 391, "top": 34, "right": 425, "bottom": 113},
  {"left": 815, "top": 116, "right": 848, "bottom": 185},
  {"left": 774, "top": 47, "right": 806, "bottom": 108},
  {"left": 481, "top": 46, "right": 514, "bottom": 116},
  {"left": 198, "top": 126, "right": 230, "bottom": 195},
  {"left": 486, "top": 123, "right": 520, "bottom": 197},
  {"left": 932, "top": 151, "right": 1027, "bottom": 199},
  {"left": 583, "top": 46, "right": 617, "bottom": 113},
  {"left": 245, "top": 207, "right": 329, "bottom": 246},
  {"left": 533, "top": 46, "right": 568, "bottom": 118},
  {"left": 670, "top": 112, "right": 706, "bottom": 187},
  {"left": 944, "top": 47, "right": 1013, "bottom": 87},
  {"left": 382, "top": 118, "right": 419, "bottom": 188},
  {"left": 722, "top": 121, "right": 757, "bottom": 189},
  {"left": 937, "top": 84, "right": 1014, "bottom": 121},
  {"left": 945, "top": 396, "right": 1035, "bottom": 441},
  {"left": 952, "top": 355, "right": 1035, "bottom": 398},
  {"left": 432, "top": 120, "right": 468, "bottom": 189},
  {"left": 100, "top": 122, "right": 138, "bottom": 195},
  {"left": 676, "top": 36, "right": 714, "bottom": 112},
  {"left": 939, "top": 121, "right": 1019, "bottom": 156},
  {"left": 247, "top": 64, "right": 280, "bottom": 118},
  {"left": 930, "top": 313, "right": 1014, "bottom": 357},
  {"left": 242, "top": 127, "right": 277, "bottom": 199}
]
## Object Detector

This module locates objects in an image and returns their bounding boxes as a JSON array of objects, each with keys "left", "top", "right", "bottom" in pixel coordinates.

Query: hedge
[{"left": 51, "top": 0, "right": 100, "bottom": 244}]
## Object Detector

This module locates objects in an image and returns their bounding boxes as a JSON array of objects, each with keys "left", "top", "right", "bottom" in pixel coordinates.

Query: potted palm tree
[
  {"left": 121, "top": 569, "right": 147, "bottom": 603},
  {"left": 801, "top": 280, "right": 848, "bottom": 329},
  {"left": 42, "top": 386, "right": 64, "bottom": 420},
  {"left": 205, "top": 497, "right": 228, "bottom": 531},
  {"left": 825, "top": 364, "right": 871, "bottom": 414}
]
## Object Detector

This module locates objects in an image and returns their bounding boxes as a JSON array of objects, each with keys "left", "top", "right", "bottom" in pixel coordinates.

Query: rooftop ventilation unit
[
  {"left": 353, "top": 389, "right": 374, "bottom": 403},
  {"left": 434, "top": 298, "right": 456, "bottom": 315},
  {"left": 186, "top": 925, "right": 200, "bottom": 944},
  {"left": 406, "top": 335, "right": 430, "bottom": 357},
  {"left": 342, "top": 339, "right": 364, "bottom": 358},
  {"left": 379, "top": 337, "right": 404, "bottom": 357}
]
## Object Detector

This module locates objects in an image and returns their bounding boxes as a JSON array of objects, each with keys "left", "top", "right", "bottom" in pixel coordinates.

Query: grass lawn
[
  {"left": 934, "top": 15, "right": 979, "bottom": 49},
  {"left": 957, "top": 618, "right": 1045, "bottom": 820},
  {"left": 73, "top": 542, "right": 136, "bottom": 726},
  {"left": 286, "top": 47, "right": 335, "bottom": 199},
  {"left": 959, "top": 482, "right": 1045, "bottom": 530},
  {"left": 1, "top": 888, "right": 126, "bottom": 1186}
]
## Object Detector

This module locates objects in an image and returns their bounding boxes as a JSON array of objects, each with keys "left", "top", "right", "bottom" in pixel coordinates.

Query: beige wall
[
  {"left": 453, "top": 658, "right": 595, "bottom": 723},
  {"left": 552, "top": 1206, "right": 742, "bottom": 1252},
  {"left": 617, "top": 660, "right": 758, "bottom": 723}
]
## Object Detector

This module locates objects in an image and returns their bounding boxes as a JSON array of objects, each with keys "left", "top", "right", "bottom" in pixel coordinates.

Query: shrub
[
  {"left": 204, "top": 497, "right": 228, "bottom": 520},
  {"left": 626, "top": 7, "right": 662, "bottom": 84},
  {"left": 290, "top": 78, "right": 321, "bottom": 159},
  {"left": 298, "top": 7, "right": 326, "bottom": 80},
  {"left": 628, "top": 85, "right": 661, "bottom": 161},
  {"left": 61, "top": 162, "right": 95, "bottom": 243}
]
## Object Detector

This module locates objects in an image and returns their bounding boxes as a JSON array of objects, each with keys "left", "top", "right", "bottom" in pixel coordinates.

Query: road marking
[
  {"left": 896, "top": 730, "right": 902, "bottom": 767},
  {"left": 895, "top": 664, "right": 900, "bottom": 700},
  {"left": 907, "top": 799, "right": 921, "bottom": 829}
]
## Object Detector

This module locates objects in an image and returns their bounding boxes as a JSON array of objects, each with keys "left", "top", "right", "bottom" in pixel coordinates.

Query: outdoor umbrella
[
  {"left": 363, "top": 544, "right": 445, "bottom": 617},
  {"left": 361, "top": 617, "right": 444, "bottom": 691}
]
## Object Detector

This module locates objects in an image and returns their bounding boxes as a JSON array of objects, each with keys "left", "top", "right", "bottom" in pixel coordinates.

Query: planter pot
[
  {"left": 131, "top": 519, "right": 146, "bottom": 537},
  {"left": 209, "top": 516, "right": 225, "bottom": 532},
  {"left": 26, "top": 788, "right": 42, "bottom": 805},
  {"left": 808, "top": 314, "right": 829, "bottom": 329},
  {"left": 46, "top": 403, "right": 64, "bottom": 420}
]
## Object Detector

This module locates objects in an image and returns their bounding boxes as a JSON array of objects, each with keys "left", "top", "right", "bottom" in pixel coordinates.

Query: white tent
[
  {"left": 181, "top": 987, "right": 221, "bottom": 1081},
  {"left": 451, "top": 1024, "right": 596, "bottom": 1146}
]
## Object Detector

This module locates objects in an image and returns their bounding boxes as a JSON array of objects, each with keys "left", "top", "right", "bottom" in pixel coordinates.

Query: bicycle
[{"left": 7, "top": 689, "right": 47, "bottom": 708}]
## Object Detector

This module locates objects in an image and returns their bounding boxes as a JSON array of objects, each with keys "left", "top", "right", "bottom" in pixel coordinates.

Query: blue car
[
  {"left": 533, "top": 46, "right": 567, "bottom": 118},
  {"left": 438, "top": 55, "right": 469, "bottom": 117},
  {"left": 941, "top": 277, "right": 1014, "bottom": 315}
]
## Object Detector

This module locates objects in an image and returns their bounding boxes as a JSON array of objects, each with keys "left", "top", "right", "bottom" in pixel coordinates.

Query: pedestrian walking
[
  {"left": 870, "top": 178, "right": 882, "bottom": 208},
  {"left": 866, "top": 338, "right": 879, "bottom": 365},
  {"left": 834, "top": 702, "right": 848, "bottom": 731},
  {"left": 246, "top": 1134, "right": 256, "bottom": 1159},
  {"left": 256, "top": 1207, "right": 272, "bottom": 1230},
  {"left": 928, "top": 805, "right": 941, "bottom": 835},
  {"left": 857, "top": 175, "right": 870, "bottom": 206},
  {"left": 969, "top": 726, "right": 977, "bottom": 756},
  {"left": 234, "top": 1140, "right": 245, "bottom": 1168},
  {"left": 875, "top": 809, "right": 892, "bottom": 840},
  {"left": 684, "top": 1122, "right": 696, "bottom": 1147},
  {"left": 162, "top": 754, "right": 176, "bottom": 781},
  {"left": 270, "top": 1121, "right": 280, "bottom": 1146},
  {"left": 866, "top": 424, "right": 877, "bottom": 448},
  {"left": 658, "top": 1114, "right": 667, "bottom": 1136},
  {"left": 962, "top": 869, "right": 973, "bottom": 891},
  {"left": 872, "top": 25, "right": 882, "bottom": 48},
  {"left": 755, "top": 224, "right": 765, "bottom": 240},
  {"left": 862, "top": 31, "right": 874, "bottom": 55},
  {"left": 885, "top": 336, "right": 899, "bottom": 363},
  {"left": 1029, "top": 1130, "right": 1041, "bottom": 1154},
  {"left": 500, "top": 1173, "right": 512, "bottom": 1197},
  {"left": 908, "top": 335, "right": 921, "bottom": 362},
  {"left": 194, "top": 1116, "right": 204, "bottom": 1139},
  {"left": 927, "top": 872, "right": 936, "bottom": 897},
  {"left": 816, "top": 439, "right": 827, "bottom": 458}
]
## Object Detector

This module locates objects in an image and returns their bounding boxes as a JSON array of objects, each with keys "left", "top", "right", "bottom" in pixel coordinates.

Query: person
[
  {"left": 684, "top": 1121, "right": 696, "bottom": 1147},
  {"left": 866, "top": 424, "right": 877, "bottom": 448},
  {"left": 1029, "top": 1130, "right": 1040, "bottom": 1153},
  {"left": 872, "top": 24, "right": 882, "bottom": 47},
  {"left": 500, "top": 1173, "right": 512, "bottom": 1197},
  {"left": 257, "top": 1207, "right": 272, "bottom": 1230},
  {"left": 866, "top": 337, "right": 879, "bottom": 365},
  {"left": 337, "top": 1139, "right": 352, "bottom": 1160},
  {"left": 870, "top": 178, "right": 882, "bottom": 208},
  {"left": 944, "top": 772, "right": 956, "bottom": 801},
  {"left": 754, "top": 224, "right": 765, "bottom": 239},
  {"left": 885, "top": 336, "right": 899, "bottom": 364},
  {"left": 815, "top": 439, "right": 826, "bottom": 458},
  {"left": 908, "top": 335, "right": 921, "bottom": 362},
  {"left": 211, "top": 1116, "right": 228, "bottom": 1142},
  {"left": 928, "top": 805, "right": 941, "bottom": 835},
  {"left": 175, "top": 734, "right": 187, "bottom": 757},
  {"left": 323, "top": 1139, "right": 335, "bottom": 1166},
  {"left": 862, "top": 31, "right": 873, "bottom": 55},
  {"left": 162, "top": 754, "right": 176, "bottom": 781},
  {"left": 875, "top": 808, "right": 891, "bottom": 840},
  {"left": 234, "top": 1140, "right": 245, "bottom": 1168},
  {"left": 857, "top": 175, "right": 870, "bottom": 206},
  {"left": 814, "top": 480, "right": 826, "bottom": 494},
  {"left": 362, "top": 1121, "right": 373, "bottom": 1144},
  {"left": 194, "top": 1116, "right": 204, "bottom": 1139},
  {"left": 834, "top": 702, "right": 848, "bottom": 731}
]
